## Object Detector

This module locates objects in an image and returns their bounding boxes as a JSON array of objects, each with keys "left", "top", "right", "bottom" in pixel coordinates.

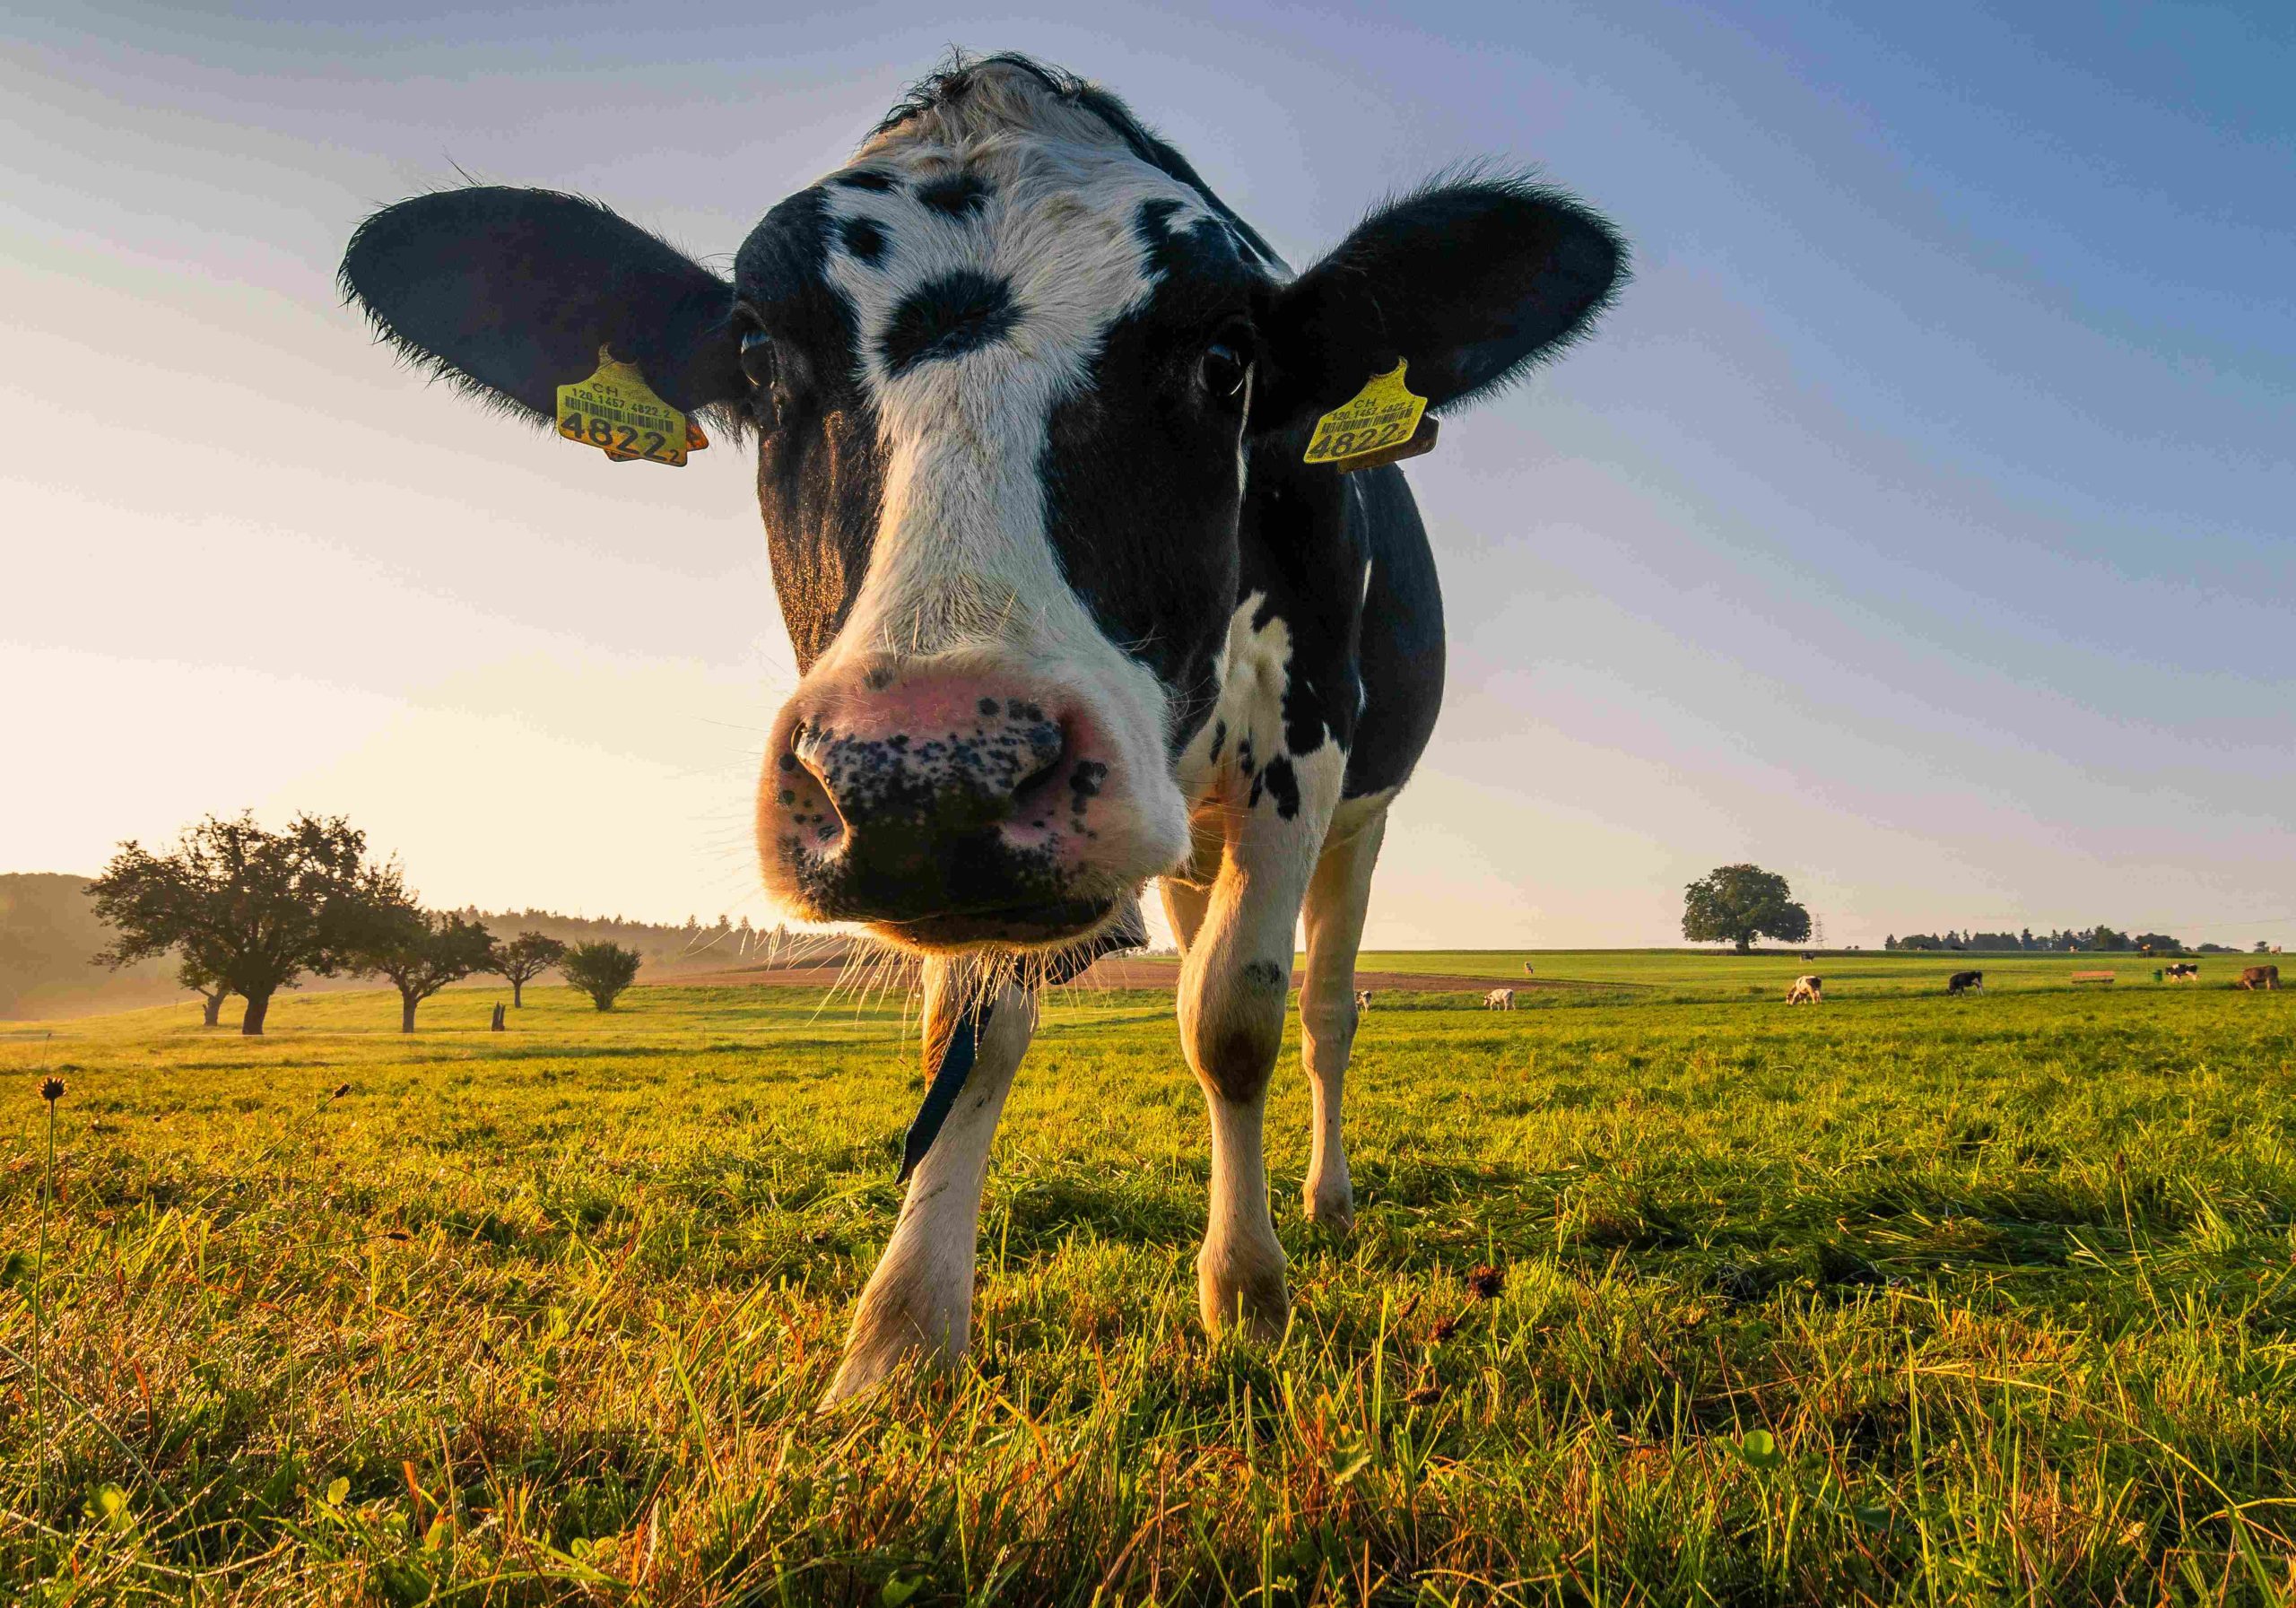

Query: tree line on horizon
[
  {"left": 1885, "top": 926, "right": 2267, "bottom": 955},
  {"left": 86, "top": 813, "right": 652, "bottom": 1033},
  {"left": 1674, "top": 866, "right": 2276, "bottom": 960}
]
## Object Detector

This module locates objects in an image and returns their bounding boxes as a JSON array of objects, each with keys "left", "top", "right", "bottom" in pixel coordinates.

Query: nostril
[
  {"left": 1007, "top": 715, "right": 1074, "bottom": 814},
  {"left": 770, "top": 728, "right": 847, "bottom": 849}
]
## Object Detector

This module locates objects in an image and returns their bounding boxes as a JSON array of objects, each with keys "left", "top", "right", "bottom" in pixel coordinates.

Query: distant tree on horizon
[
  {"left": 561, "top": 941, "right": 643, "bottom": 1011},
  {"left": 491, "top": 931, "right": 568, "bottom": 1007},
  {"left": 86, "top": 813, "right": 399, "bottom": 1036},
  {"left": 1682, "top": 865, "right": 1812, "bottom": 954}
]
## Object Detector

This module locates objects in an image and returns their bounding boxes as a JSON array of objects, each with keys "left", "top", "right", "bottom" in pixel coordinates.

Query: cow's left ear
[
  {"left": 340, "top": 186, "right": 748, "bottom": 424},
  {"left": 1250, "top": 176, "right": 1625, "bottom": 434}
]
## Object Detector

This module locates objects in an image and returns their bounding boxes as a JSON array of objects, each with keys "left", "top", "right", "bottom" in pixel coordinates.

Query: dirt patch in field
[
  {"left": 657, "top": 959, "right": 1640, "bottom": 994},
  {"left": 655, "top": 965, "right": 865, "bottom": 989},
  {"left": 1072, "top": 960, "right": 1636, "bottom": 993}
]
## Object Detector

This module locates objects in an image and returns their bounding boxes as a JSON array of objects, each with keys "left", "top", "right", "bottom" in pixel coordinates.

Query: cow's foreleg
[
  {"left": 1173, "top": 760, "right": 1342, "bottom": 1341},
  {"left": 1296, "top": 794, "right": 1391, "bottom": 1233},
  {"left": 823, "top": 960, "right": 1034, "bottom": 1404}
]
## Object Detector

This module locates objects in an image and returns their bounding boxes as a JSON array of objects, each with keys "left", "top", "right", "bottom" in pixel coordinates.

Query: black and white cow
[{"left": 340, "top": 55, "right": 1622, "bottom": 1401}]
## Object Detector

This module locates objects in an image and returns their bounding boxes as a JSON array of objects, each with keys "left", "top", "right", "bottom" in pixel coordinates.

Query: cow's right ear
[{"left": 340, "top": 187, "right": 747, "bottom": 422}]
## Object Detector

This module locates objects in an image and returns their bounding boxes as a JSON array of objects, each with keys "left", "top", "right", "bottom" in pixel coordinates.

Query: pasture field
[
  {"left": 1345, "top": 949, "right": 2274, "bottom": 1000},
  {"left": 4, "top": 973, "right": 2294, "bottom": 1604}
]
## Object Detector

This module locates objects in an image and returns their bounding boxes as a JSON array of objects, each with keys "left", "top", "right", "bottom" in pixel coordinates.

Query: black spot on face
[
  {"left": 834, "top": 168, "right": 897, "bottom": 191},
  {"left": 1133, "top": 196, "right": 1183, "bottom": 254},
  {"left": 917, "top": 171, "right": 992, "bottom": 218},
  {"left": 1133, "top": 196, "right": 1241, "bottom": 283},
  {"left": 840, "top": 216, "right": 886, "bottom": 264},
  {"left": 881, "top": 268, "right": 1020, "bottom": 378}
]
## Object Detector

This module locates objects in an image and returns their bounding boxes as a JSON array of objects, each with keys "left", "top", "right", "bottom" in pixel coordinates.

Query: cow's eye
[
  {"left": 738, "top": 327, "right": 778, "bottom": 392},
  {"left": 1199, "top": 338, "right": 1251, "bottom": 402}
]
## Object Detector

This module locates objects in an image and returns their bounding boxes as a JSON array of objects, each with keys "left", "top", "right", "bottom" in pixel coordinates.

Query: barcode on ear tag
[
  {"left": 554, "top": 346, "right": 708, "bottom": 468},
  {"left": 1304, "top": 360, "right": 1431, "bottom": 469}
]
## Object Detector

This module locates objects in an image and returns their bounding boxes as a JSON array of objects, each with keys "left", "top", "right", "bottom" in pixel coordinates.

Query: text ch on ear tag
[
  {"left": 1303, "top": 358, "right": 1437, "bottom": 472},
  {"left": 554, "top": 344, "right": 694, "bottom": 467}
]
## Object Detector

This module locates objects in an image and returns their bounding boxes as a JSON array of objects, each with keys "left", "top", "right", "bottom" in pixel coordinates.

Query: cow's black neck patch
[{"left": 881, "top": 269, "right": 1021, "bottom": 376}]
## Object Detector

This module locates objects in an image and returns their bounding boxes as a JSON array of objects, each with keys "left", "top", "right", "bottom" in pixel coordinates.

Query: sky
[{"left": 2, "top": 0, "right": 2290, "bottom": 949}]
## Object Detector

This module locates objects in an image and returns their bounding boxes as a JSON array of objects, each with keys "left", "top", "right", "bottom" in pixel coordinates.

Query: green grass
[{"left": 4, "top": 970, "right": 2294, "bottom": 1604}]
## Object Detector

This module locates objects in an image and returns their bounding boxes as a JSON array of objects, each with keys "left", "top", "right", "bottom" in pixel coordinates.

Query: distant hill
[
  {"left": 0, "top": 873, "right": 861, "bottom": 1020},
  {"left": 0, "top": 873, "right": 183, "bottom": 1018}
]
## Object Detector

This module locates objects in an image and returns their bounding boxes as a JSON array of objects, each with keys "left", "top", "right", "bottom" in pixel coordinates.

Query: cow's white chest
[{"left": 1178, "top": 593, "right": 1337, "bottom": 823}]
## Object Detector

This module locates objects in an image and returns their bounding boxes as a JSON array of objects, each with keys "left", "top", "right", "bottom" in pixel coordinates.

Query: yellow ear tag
[
  {"left": 554, "top": 346, "right": 707, "bottom": 467},
  {"left": 1303, "top": 359, "right": 1438, "bottom": 471}
]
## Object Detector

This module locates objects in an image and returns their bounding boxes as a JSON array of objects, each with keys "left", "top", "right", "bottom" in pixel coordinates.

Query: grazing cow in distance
[
  {"left": 1353, "top": 988, "right": 1372, "bottom": 1012},
  {"left": 336, "top": 52, "right": 1624, "bottom": 1401},
  {"left": 1800, "top": 952, "right": 1816, "bottom": 962},
  {"left": 1947, "top": 970, "right": 1984, "bottom": 995},
  {"left": 1484, "top": 987, "right": 1517, "bottom": 1011},
  {"left": 2239, "top": 965, "right": 2280, "bottom": 991},
  {"left": 2164, "top": 962, "right": 2199, "bottom": 982},
  {"left": 1522, "top": 961, "right": 1535, "bottom": 976},
  {"left": 1787, "top": 975, "right": 1822, "bottom": 1004}
]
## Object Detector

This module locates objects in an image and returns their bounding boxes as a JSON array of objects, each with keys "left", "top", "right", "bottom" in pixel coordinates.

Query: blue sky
[{"left": 3, "top": 0, "right": 2289, "bottom": 946}]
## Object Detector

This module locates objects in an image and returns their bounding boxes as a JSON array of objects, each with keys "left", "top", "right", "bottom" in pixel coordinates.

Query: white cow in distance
[
  {"left": 1787, "top": 975, "right": 1822, "bottom": 1005},
  {"left": 1484, "top": 987, "right": 1516, "bottom": 1011}
]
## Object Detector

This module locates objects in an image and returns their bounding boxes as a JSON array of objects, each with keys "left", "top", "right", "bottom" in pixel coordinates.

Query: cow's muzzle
[{"left": 758, "top": 660, "right": 1151, "bottom": 951}]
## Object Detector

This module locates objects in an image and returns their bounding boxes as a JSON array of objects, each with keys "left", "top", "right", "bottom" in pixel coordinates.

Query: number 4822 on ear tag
[
  {"left": 555, "top": 346, "right": 709, "bottom": 467},
  {"left": 1303, "top": 359, "right": 1437, "bottom": 471}
]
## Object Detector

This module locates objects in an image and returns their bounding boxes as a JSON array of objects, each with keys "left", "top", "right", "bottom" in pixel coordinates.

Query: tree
[
  {"left": 491, "top": 931, "right": 568, "bottom": 1008},
  {"left": 1681, "top": 865, "right": 1812, "bottom": 953},
  {"left": 355, "top": 905, "right": 497, "bottom": 1032},
  {"left": 180, "top": 953, "right": 232, "bottom": 1028},
  {"left": 561, "top": 941, "right": 643, "bottom": 1010},
  {"left": 86, "top": 813, "right": 398, "bottom": 1036}
]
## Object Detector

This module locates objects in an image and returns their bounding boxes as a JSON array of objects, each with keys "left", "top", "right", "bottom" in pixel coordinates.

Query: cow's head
[{"left": 341, "top": 56, "right": 1622, "bottom": 953}]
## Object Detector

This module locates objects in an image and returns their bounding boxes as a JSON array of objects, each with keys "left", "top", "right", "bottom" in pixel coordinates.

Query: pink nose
[{"left": 758, "top": 666, "right": 1120, "bottom": 944}]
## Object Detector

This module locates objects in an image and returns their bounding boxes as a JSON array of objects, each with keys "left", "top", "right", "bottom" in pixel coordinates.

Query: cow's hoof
[
  {"left": 819, "top": 1343, "right": 907, "bottom": 1408},
  {"left": 1198, "top": 1254, "right": 1291, "bottom": 1343},
  {"left": 820, "top": 1295, "right": 961, "bottom": 1408},
  {"left": 1303, "top": 1181, "right": 1355, "bottom": 1235}
]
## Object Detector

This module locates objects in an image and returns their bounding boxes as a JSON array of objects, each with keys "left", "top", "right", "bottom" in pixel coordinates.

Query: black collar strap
[{"left": 894, "top": 903, "right": 1149, "bottom": 1182}]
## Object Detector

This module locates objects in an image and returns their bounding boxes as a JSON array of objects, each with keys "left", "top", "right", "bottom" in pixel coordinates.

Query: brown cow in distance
[{"left": 2238, "top": 965, "right": 2280, "bottom": 991}]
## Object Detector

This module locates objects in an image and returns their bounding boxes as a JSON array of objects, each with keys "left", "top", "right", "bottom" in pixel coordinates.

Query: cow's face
[
  {"left": 733, "top": 143, "right": 1269, "bottom": 950},
  {"left": 339, "top": 64, "right": 1622, "bottom": 953}
]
